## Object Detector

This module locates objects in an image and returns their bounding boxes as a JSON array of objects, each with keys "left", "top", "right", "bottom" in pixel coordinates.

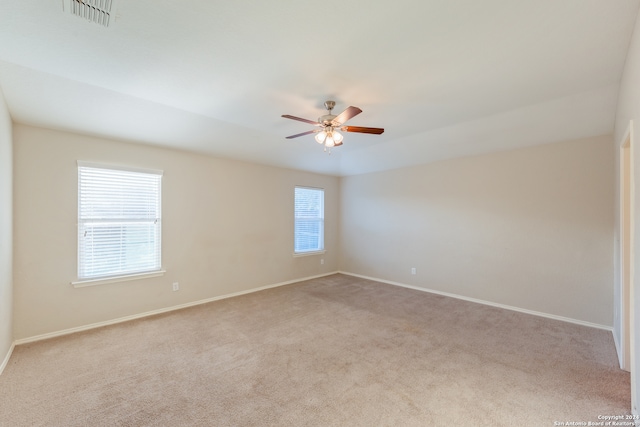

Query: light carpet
[{"left": 0, "top": 274, "right": 631, "bottom": 426}]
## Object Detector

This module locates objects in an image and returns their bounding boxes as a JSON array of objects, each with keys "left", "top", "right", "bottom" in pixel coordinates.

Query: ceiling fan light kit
[
  {"left": 315, "top": 127, "right": 343, "bottom": 148},
  {"left": 282, "top": 100, "right": 384, "bottom": 153}
]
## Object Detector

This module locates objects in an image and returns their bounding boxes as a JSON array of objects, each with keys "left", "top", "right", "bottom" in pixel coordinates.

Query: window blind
[
  {"left": 78, "top": 164, "right": 162, "bottom": 280},
  {"left": 294, "top": 187, "right": 324, "bottom": 253}
]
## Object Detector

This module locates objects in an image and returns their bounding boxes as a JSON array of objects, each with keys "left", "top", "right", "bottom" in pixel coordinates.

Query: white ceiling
[{"left": 0, "top": 0, "right": 638, "bottom": 176}]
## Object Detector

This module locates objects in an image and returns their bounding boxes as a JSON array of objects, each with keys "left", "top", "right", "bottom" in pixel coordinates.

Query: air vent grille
[{"left": 65, "top": 0, "right": 113, "bottom": 27}]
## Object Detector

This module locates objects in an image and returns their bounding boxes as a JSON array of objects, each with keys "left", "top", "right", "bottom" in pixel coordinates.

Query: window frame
[
  {"left": 72, "top": 161, "right": 164, "bottom": 287},
  {"left": 294, "top": 186, "right": 325, "bottom": 256}
]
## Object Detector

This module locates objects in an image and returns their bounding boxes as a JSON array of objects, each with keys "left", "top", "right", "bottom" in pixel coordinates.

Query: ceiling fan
[{"left": 282, "top": 100, "right": 384, "bottom": 152}]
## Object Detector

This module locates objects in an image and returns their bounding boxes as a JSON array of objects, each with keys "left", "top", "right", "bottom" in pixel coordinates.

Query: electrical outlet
[
  {"left": 172, "top": 282, "right": 179, "bottom": 291},
  {"left": 411, "top": 268, "right": 416, "bottom": 275},
  {"left": 320, "top": 258, "right": 324, "bottom": 265}
]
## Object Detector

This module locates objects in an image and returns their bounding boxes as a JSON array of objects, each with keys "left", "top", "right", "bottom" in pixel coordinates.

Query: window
[
  {"left": 294, "top": 186, "right": 324, "bottom": 254},
  {"left": 77, "top": 162, "right": 162, "bottom": 281}
]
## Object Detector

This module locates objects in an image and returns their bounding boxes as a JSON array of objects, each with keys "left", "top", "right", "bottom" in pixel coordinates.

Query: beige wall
[
  {"left": 614, "top": 2, "right": 640, "bottom": 414},
  {"left": 12, "top": 124, "right": 339, "bottom": 340},
  {"left": 0, "top": 88, "right": 12, "bottom": 366},
  {"left": 8, "top": 122, "right": 620, "bottom": 367},
  {"left": 340, "top": 135, "right": 614, "bottom": 327}
]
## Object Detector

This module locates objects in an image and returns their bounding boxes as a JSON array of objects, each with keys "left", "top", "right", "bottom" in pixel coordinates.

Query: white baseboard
[
  {"left": 0, "top": 342, "right": 15, "bottom": 376},
  {"left": 15, "top": 271, "right": 339, "bottom": 345},
  {"left": 339, "top": 271, "right": 613, "bottom": 332},
  {"left": 10, "top": 270, "right": 613, "bottom": 346}
]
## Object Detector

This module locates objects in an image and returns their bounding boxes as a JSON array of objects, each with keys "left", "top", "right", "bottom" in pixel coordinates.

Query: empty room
[{"left": 1, "top": 0, "right": 640, "bottom": 425}]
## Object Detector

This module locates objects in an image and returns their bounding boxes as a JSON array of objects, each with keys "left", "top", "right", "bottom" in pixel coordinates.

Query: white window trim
[
  {"left": 71, "top": 270, "right": 166, "bottom": 288},
  {"left": 76, "top": 161, "right": 164, "bottom": 285},
  {"left": 294, "top": 186, "right": 325, "bottom": 255},
  {"left": 292, "top": 250, "right": 326, "bottom": 258}
]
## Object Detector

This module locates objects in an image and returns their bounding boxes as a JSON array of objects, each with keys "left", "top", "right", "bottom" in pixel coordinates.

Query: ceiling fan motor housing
[
  {"left": 319, "top": 114, "right": 337, "bottom": 126},
  {"left": 319, "top": 100, "right": 337, "bottom": 126}
]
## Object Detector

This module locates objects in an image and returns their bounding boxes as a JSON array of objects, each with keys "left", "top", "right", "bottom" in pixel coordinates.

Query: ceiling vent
[{"left": 63, "top": 0, "right": 113, "bottom": 27}]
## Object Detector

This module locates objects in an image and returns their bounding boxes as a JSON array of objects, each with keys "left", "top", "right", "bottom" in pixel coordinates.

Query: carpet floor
[{"left": 0, "top": 274, "right": 631, "bottom": 426}]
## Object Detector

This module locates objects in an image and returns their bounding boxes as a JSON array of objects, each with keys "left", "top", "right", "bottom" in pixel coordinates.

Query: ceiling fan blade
[
  {"left": 332, "top": 106, "right": 362, "bottom": 125},
  {"left": 342, "top": 126, "right": 385, "bottom": 135},
  {"left": 282, "top": 114, "right": 321, "bottom": 126},
  {"left": 285, "top": 130, "right": 319, "bottom": 139}
]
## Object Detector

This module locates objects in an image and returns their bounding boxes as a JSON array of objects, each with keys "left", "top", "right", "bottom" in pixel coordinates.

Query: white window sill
[
  {"left": 71, "top": 270, "right": 166, "bottom": 288},
  {"left": 293, "top": 250, "right": 326, "bottom": 258}
]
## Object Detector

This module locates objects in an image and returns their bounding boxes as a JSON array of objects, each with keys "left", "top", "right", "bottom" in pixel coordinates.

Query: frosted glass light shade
[
  {"left": 333, "top": 130, "right": 343, "bottom": 143},
  {"left": 325, "top": 135, "right": 336, "bottom": 147},
  {"left": 315, "top": 131, "right": 327, "bottom": 144}
]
